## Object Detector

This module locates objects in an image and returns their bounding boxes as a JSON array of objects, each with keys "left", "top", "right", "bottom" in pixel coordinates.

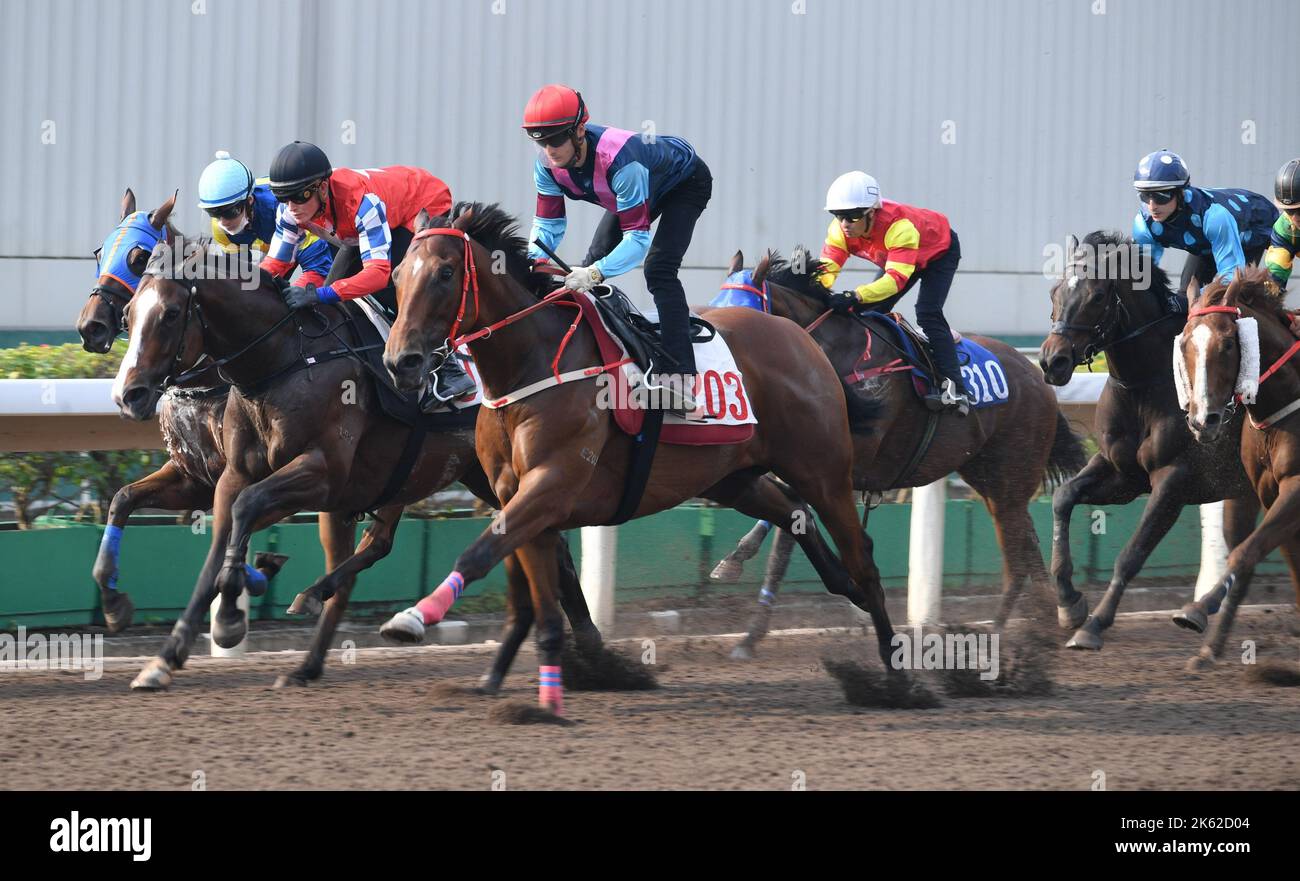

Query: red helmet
[{"left": 522, "top": 84, "right": 588, "bottom": 140}]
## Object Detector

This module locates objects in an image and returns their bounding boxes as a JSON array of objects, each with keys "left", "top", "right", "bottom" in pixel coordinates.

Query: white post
[
  {"left": 580, "top": 525, "right": 617, "bottom": 634},
  {"left": 209, "top": 589, "right": 249, "bottom": 658},
  {"left": 908, "top": 478, "right": 947, "bottom": 626},
  {"left": 1195, "top": 501, "right": 1228, "bottom": 600}
]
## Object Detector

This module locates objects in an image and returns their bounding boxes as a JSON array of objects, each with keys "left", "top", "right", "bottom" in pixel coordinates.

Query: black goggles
[
  {"left": 831, "top": 209, "right": 869, "bottom": 224},
  {"left": 528, "top": 127, "right": 576, "bottom": 149},
  {"left": 1138, "top": 189, "right": 1177, "bottom": 206},
  {"left": 204, "top": 201, "right": 246, "bottom": 221},
  {"left": 274, "top": 183, "right": 320, "bottom": 205}
]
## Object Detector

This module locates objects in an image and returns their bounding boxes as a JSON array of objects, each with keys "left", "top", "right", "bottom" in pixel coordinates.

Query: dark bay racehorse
[
  {"left": 75, "top": 191, "right": 296, "bottom": 631},
  {"left": 709, "top": 250, "right": 1084, "bottom": 657},
  {"left": 1178, "top": 267, "right": 1300, "bottom": 668},
  {"left": 111, "top": 236, "right": 599, "bottom": 691},
  {"left": 1039, "top": 231, "right": 1259, "bottom": 651},
  {"left": 380, "top": 203, "right": 904, "bottom": 715}
]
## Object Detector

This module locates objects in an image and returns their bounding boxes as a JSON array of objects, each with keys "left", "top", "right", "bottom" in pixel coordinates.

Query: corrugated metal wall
[{"left": 2, "top": 0, "right": 1296, "bottom": 328}]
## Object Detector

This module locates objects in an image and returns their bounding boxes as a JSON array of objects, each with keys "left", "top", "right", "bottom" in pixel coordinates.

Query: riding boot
[
  {"left": 924, "top": 375, "right": 972, "bottom": 416},
  {"left": 422, "top": 357, "right": 476, "bottom": 412}
]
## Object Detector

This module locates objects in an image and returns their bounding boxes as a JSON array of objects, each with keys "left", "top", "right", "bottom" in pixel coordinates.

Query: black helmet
[
  {"left": 268, "top": 141, "right": 332, "bottom": 196},
  {"left": 1276, "top": 158, "right": 1300, "bottom": 209}
]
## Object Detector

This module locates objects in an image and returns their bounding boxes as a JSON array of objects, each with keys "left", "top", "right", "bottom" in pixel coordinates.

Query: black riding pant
[
  {"left": 867, "top": 229, "right": 965, "bottom": 393},
  {"left": 324, "top": 226, "right": 414, "bottom": 316},
  {"left": 584, "top": 158, "right": 713, "bottom": 377},
  {"left": 1180, "top": 243, "right": 1267, "bottom": 295}
]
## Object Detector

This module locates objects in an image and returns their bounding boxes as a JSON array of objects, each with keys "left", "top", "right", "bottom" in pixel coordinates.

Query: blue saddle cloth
[{"left": 866, "top": 314, "right": 1011, "bottom": 410}]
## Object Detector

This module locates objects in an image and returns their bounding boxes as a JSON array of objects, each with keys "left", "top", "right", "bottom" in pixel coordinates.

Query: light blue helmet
[{"left": 197, "top": 150, "right": 255, "bottom": 209}]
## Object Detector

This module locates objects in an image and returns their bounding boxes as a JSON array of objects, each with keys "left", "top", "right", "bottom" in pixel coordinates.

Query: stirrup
[
  {"left": 428, "top": 359, "right": 475, "bottom": 405},
  {"left": 939, "top": 378, "right": 972, "bottom": 416},
  {"left": 643, "top": 372, "right": 699, "bottom": 415}
]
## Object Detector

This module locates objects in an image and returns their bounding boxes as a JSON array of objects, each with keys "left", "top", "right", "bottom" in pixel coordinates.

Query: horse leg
[
  {"left": 512, "top": 530, "right": 567, "bottom": 714},
  {"left": 731, "top": 527, "right": 796, "bottom": 660},
  {"left": 93, "top": 460, "right": 213, "bottom": 633},
  {"left": 1050, "top": 455, "right": 1139, "bottom": 629},
  {"left": 275, "top": 510, "right": 395, "bottom": 688},
  {"left": 476, "top": 551, "right": 536, "bottom": 695},
  {"left": 710, "top": 519, "right": 773, "bottom": 583},
  {"left": 212, "top": 450, "right": 332, "bottom": 649},
  {"left": 1184, "top": 494, "right": 1264, "bottom": 668},
  {"left": 1174, "top": 479, "right": 1300, "bottom": 637},
  {"left": 1068, "top": 469, "right": 1187, "bottom": 650},
  {"left": 131, "top": 469, "right": 247, "bottom": 690}
]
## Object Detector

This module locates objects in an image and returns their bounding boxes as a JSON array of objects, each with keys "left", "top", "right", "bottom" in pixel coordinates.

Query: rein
[{"left": 1051, "top": 282, "right": 1181, "bottom": 369}]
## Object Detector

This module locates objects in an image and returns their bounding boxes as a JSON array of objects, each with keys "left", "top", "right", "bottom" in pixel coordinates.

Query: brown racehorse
[
  {"left": 111, "top": 235, "right": 600, "bottom": 692},
  {"left": 1177, "top": 267, "right": 1300, "bottom": 668},
  {"left": 708, "top": 250, "right": 1084, "bottom": 657},
  {"left": 379, "top": 203, "right": 902, "bottom": 715},
  {"left": 1039, "top": 232, "right": 1260, "bottom": 651},
  {"left": 75, "top": 190, "right": 299, "bottom": 632}
]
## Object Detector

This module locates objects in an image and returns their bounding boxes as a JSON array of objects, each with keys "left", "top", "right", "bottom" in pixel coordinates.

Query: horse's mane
[
  {"left": 143, "top": 237, "right": 275, "bottom": 287},
  {"left": 765, "top": 247, "right": 832, "bottom": 304},
  {"left": 1199, "top": 265, "right": 1289, "bottom": 323},
  {"left": 450, "top": 201, "right": 548, "bottom": 294},
  {"left": 1068, "top": 229, "right": 1174, "bottom": 300}
]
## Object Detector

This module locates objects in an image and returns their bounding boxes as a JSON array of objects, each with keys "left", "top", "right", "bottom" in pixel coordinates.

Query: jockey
[
  {"left": 1132, "top": 149, "right": 1277, "bottom": 305},
  {"left": 819, "top": 171, "right": 972, "bottom": 415},
  {"left": 1265, "top": 158, "right": 1300, "bottom": 292},
  {"left": 522, "top": 84, "right": 712, "bottom": 413},
  {"left": 262, "top": 141, "right": 474, "bottom": 407},
  {"left": 197, "top": 150, "right": 334, "bottom": 285}
]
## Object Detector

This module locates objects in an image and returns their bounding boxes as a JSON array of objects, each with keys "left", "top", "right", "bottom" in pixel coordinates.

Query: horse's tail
[
  {"left": 1046, "top": 409, "right": 1088, "bottom": 488},
  {"left": 840, "top": 378, "right": 883, "bottom": 435}
]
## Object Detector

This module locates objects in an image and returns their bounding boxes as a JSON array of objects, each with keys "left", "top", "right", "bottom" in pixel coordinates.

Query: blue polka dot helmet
[{"left": 1134, "top": 149, "right": 1190, "bottom": 191}]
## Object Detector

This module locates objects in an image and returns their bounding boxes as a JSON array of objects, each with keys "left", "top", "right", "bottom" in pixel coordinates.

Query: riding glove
[
  {"left": 827, "top": 291, "right": 859, "bottom": 313},
  {"left": 563, "top": 265, "right": 604, "bottom": 293},
  {"left": 283, "top": 283, "right": 318, "bottom": 311}
]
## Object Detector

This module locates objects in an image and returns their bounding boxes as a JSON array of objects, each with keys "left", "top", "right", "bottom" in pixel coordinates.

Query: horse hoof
[
  {"left": 1172, "top": 605, "right": 1208, "bottom": 634},
  {"left": 1057, "top": 593, "right": 1088, "bottom": 630},
  {"left": 130, "top": 658, "right": 173, "bottom": 691},
  {"left": 380, "top": 607, "right": 426, "bottom": 644},
  {"left": 474, "top": 677, "right": 502, "bottom": 696},
  {"left": 211, "top": 607, "right": 248, "bottom": 649},
  {"left": 1185, "top": 652, "right": 1216, "bottom": 673},
  {"left": 1066, "top": 625, "right": 1103, "bottom": 651},
  {"left": 102, "top": 591, "right": 135, "bottom": 634},
  {"left": 285, "top": 591, "right": 323, "bottom": 617},
  {"left": 272, "top": 671, "right": 311, "bottom": 689},
  {"left": 730, "top": 642, "right": 756, "bottom": 661},
  {"left": 253, "top": 551, "right": 290, "bottom": 580},
  {"left": 710, "top": 558, "right": 744, "bottom": 583}
]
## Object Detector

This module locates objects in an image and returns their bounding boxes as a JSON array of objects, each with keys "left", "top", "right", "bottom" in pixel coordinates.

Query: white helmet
[{"left": 825, "top": 171, "right": 882, "bottom": 212}]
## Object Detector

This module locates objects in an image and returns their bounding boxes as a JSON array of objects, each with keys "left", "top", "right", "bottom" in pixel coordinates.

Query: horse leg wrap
[
  {"left": 242, "top": 563, "right": 268, "bottom": 593},
  {"left": 539, "top": 665, "right": 564, "bottom": 715},
  {"left": 99, "top": 525, "right": 123, "bottom": 589},
  {"left": 416, "top": 571, "right": 466, "bottom": 625}
]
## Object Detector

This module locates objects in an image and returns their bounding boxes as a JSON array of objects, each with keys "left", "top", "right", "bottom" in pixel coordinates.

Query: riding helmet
[
  {"left": 522, "top": 84, "right": 588, "bottom": 140},
  {"left": 268, "top": 141, "right": 333, "bottom": 197},
  {"left": 197, "top": 150, "right": 254, "bottom": 209},
  {"left": 1133, "top": 149, "right": 1190, "bottom": 191},
  {"left": 1275, "top": 158, "right": 1300, "bottom": 208}
]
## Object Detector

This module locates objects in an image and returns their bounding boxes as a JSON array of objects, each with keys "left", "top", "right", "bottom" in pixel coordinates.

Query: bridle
[
  {"left": 717, "top": 278, "right": 771, "bottom": 313},
  {"left": 1050, "top": 275, "right": 1178, "bottom": 368}
]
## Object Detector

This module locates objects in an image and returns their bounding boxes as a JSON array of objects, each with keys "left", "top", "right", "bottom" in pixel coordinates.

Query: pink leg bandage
[
  {"left": 415, "top": 571, "right": 466, "bottom": 625},
  {"left": 539, "top": 665, "right": 564, "bottom": 715}
]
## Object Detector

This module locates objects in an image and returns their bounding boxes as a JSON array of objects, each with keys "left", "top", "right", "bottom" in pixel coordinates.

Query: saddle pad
[
  {"left": 352, "top": 296, "right": 484, "bottom": 411},
  {"left": 869, "top": 313, "right": 1010, "bottom": 409},
  {"left": 574, "top": 292, "right": 756, "bottom": 445}
]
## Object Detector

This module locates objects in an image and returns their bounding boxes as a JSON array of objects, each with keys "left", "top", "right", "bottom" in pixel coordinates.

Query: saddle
[
  {"left": 586, "top": 283, "right": 716, "bottom": 376},
  {"left": 856, "top": 310, "right": 945, "bottom": 389}
]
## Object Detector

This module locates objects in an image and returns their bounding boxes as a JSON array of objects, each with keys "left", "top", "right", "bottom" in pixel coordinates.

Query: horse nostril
[
  {"left": 396, "top": 353, "right": 423, "bottom": 374},
  {"left": 122, "top": 386, "right": 149, "bottom": 410},
  {"left": 1205, "top": 412, "right": 1221, "bottom": 427}
]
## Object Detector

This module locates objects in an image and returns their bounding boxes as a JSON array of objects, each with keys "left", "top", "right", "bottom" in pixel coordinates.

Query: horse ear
[
  {"left": 753, "top": 252, "right": 772, "bottom": 287},
  {"left": 414, "top": 208, "right": 434, "bottom": 232},
  {"left": 1185, "top": 277, "right": 1201, "bottom": 307},
  {"left": 728, "top": 250, "right": 744, "bottom": 274},
  {"left": 452, "top": 207, "right": 476, "bottom": 231},
  {"left": 149, "top": 190, "right": 177, "bottom": 230},
  {"left": 121, "top": 188, "right": 136, "bottom": 220}
]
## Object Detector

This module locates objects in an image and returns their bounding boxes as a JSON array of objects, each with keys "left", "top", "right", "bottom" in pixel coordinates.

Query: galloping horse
[
  {"left": 708, "top": 250, "right": 1083, "bottom": 657},
  {"left": 1177, "top": 267, "right": 1300, "bottom": 667},
  {"left": 75, "top": 190, "right": 296, "bottom": 631},
  {"left": 111, "top": 235, "right": 599, "bottom": 691},
  {"left": 380, "top": 203, "right": 904, "bottom": 715},
  {"left": 1039, "top": 231, "right": 1259, "bottom": 651}
]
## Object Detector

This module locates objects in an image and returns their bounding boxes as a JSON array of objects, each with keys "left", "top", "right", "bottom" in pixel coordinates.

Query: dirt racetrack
[{"left": 2, "top": 606, "right": 1298, "bottom": 790}]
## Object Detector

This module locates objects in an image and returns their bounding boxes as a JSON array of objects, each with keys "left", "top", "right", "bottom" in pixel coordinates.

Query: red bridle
[
  {"left": 717, "top": 281, "right": 771, "bottom": 313},
  {"left": 1187, "top": 303, "right": 1300, "bottom": 392}
]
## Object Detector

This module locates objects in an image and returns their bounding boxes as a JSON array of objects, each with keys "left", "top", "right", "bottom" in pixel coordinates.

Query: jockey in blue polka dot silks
[{"left": 1132, "top": 149, "right": 1277, "bottom": 311}]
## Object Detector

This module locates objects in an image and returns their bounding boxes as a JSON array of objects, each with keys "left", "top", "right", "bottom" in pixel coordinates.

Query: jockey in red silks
[
  {"left": 261, "top": 140, "right": 474, "bottom": 406},
  {"left": 523, "top": 84, "right": 712, "bottom": 413}
]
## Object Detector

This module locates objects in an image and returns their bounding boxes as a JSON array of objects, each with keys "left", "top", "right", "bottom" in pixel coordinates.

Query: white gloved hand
[{"left": 563, "top": 265, "right": 604, "bottom": 292}]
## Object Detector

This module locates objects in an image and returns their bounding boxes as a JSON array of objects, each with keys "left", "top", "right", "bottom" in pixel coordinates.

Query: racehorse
[
  {"left": 708, "top": 249, "right": 1083, "bottom": 657},
  {"left": 75, "top": 190, "right": 294, "bottom": 631},
  {"left": 379, "top": 202, "right": 905, "bottom": 715},
  {"left": 1039, "top": 231, "right": 1259, "bottom": 651},
  {"left": 111, "top": 234, "right": 600, "bottom": 691},
  {"left": 1177, "top": 266, "right": 1300, "bottom": 667}
]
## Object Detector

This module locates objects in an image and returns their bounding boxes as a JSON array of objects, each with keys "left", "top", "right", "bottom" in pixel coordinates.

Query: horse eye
[
  {"left": 161, "top": 306, "right": 180, "bottom": 323},
  {"left": 439, "top": 266, "right": 455, "bottom": 282}
]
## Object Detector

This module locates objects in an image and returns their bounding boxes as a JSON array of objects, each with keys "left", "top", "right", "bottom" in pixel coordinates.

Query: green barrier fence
[{"left": 0, "top": 499, "right": 1284, "bottom": 629}]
